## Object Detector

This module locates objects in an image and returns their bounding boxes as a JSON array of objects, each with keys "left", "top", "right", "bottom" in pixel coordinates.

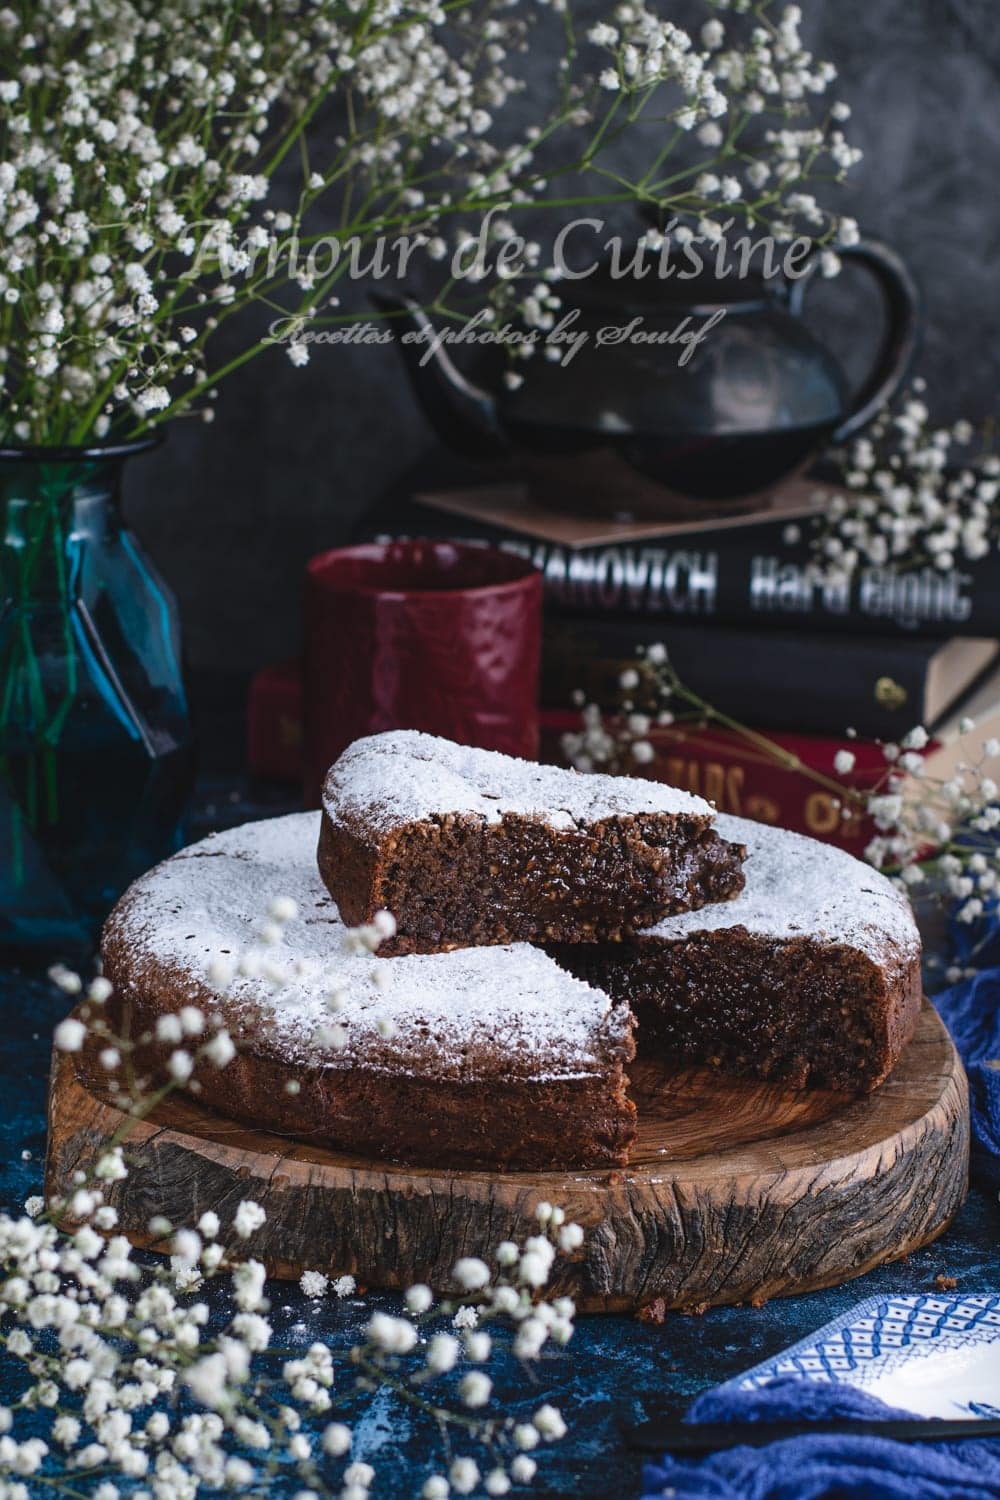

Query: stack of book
[{"left": 386, "top": 479, "right": 1000, "bottom": 856}]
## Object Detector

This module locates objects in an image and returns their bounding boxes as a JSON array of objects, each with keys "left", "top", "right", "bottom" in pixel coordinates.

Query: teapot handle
[{"left": 787, "top": 237, "right": 921, "bottom": 444}]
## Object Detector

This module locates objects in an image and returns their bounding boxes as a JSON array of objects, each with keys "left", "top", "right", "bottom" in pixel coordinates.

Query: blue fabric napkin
[
  {"left": 948, "top": 900, "right": 1000, "bottom": 972},
  {"left": 640, "top": 1377, "right": 1000, "bottom": 1500},
  {"left": 933, "top": 964, "right": 1000, "bottom": 1192}
]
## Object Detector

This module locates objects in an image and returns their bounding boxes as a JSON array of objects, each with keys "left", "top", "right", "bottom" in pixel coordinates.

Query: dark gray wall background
[{"left": 128, "top": 0, "right": 1000, "bottom": 676}]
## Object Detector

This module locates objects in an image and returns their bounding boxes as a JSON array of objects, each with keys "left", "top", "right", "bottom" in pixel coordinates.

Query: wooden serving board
[{"left": 45, "top": 1002, "right": 969, "bottom": 1314}]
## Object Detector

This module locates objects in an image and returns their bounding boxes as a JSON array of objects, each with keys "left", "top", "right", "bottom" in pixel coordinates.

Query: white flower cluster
[
  {"left": 861, "top": 724, "right": 1000, "bottom": 926},
  {"left": 561, "top": 644, "right": 673, "bottom": 776},
  {"left": 561, "top": 647, "right": 1000, "bottom": 930},
  {"left": 0, "top": 0, "right": 858, "bottom": 443},
  {"left": 353, "top": 1199, "right": 581, "bottom": 1500},
  {"left": 202, "top": 895, "right": 399, "bottom": 1054},
  {"left": 10, "top": 906, "right": 583, "bottom": 1496},
  {"left": 50, "top": 948, "right": 239, "bottom": 1116},
  {"left": 0, "top": 0, "right": 537, "bottom": 441},
  {"left": 0, "top": 0, "right": 310, "bottom": 437},
  {"left": 0, "top": 1182, "right": 580, "bottom": 1497},
  {"left": 582, "top": 1, "right": 856, "bottom": 231},
  {"left": 817, "top": 384, "right": 999, "bottom": 576},
  {"left": 482, "top": 1, "right": 859, "bottom": 356}
]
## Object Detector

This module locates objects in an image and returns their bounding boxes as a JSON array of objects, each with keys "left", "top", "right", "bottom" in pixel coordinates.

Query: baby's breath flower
[
  {"left": 558, "top": 1222, "right": 584, "bottom": 1251},
  {"left": 460, "top": 1371, "right": 492, "bottom": 1407},
  {"left": 168, "top": 1049, "right": 193, "bottom": 1082},
  {"left": 194, "top": 1206, "right": 218, "bottom": 1242},
  {"left": 815, "top": 388, "right": 999, "bottom": 575},
  {"left": 449, "top": 1456, "right": 480, "bottom": 1495},
  {"left": 299, "top": 1270, "right": 329, "bottom": 1298},
  {"left": 156, "top": 1014, "right": 183, "bottom": 1045},
  {"left": 514, "top": 1317, "right": 548, "bottom": 1359},
  {"left": 465, "top": 1330, "right": 491, "bottom": 1361},
  {"left": 368, "top": 1312, "right": 418, "bottom": 1354},
  {"left": 534, "top": 1403, "right": 568, "bottom": 1440},
  {"left": 48, "top": 965, "right": 82, "bottom": 996},
  {"left": 405, "top": 1283, "right": 434, "bottom": 1314},
  {"left": 94, "top": 1148, "right": 127, "bottom": 1182},
  {"left": 426, "top": 1332, "right": 460, "bottom": 1374},
  {"left": 53, "top": 1017, "right": 86, "bottom": 1052},
  {"left": 233, "top": 1200, "right": 266, "bottom": 1240},
  {"left": 372, "top": 909, "right": 397, "bottom": 940},
  {"left": 204, "top": 1030, "right": 236, "bottom": 1068},
  {"left": 323, "top": 1422, "right": 352, "bottom": 1456},
  {"left": 453, "top": 1256, "right": 491, "bottom": 1291}
]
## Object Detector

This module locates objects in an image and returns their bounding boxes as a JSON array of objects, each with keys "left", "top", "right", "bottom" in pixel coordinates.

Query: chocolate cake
[
  {"left": 557, "top": 813, "right": 923, "bottom": 1093},
  {"left": 318, "top": 730, "right": 746, "bottom": 955},
  {"left": 100, "top": 799, "right": 921, "bottom": 1171},
  {"left": 100, "top": 814, "right": 637, "bottom": 1170}
]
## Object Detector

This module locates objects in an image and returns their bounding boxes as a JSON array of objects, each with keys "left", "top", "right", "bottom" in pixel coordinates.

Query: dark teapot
[{"left": 376, "top": 237, "right": 919, "bottom": 515}]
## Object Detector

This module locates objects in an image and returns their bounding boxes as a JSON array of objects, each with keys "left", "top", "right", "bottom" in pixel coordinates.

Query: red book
[{"left": 539, "top": 708, "right": 886, "bottom": 857}]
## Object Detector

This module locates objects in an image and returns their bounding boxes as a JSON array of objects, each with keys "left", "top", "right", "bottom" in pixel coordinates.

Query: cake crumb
[
  {"left": 749, "top": 1293, "right": 769, "bottom": 1309},
  {"left": 680, "top": 1301, "right": 709, "bottom": 1317},
  {"left": 637, "top": 1297, "right": 667, "bottom": 1324},
  {"left": 934, "top": 1273, "right": 958, "bottom": 1291}
]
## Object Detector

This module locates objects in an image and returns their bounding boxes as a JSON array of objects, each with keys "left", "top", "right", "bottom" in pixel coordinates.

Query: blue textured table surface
[{"left": 3, "top": 963, "right": 998, "bottom": 1500}]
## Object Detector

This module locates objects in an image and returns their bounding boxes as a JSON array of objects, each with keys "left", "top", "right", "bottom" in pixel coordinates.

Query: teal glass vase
[{"left": 0, "top": 438, "right": 194, "bottom": 952}]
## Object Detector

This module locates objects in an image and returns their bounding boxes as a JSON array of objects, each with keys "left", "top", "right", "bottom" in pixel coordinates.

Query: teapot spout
[{"left": 371, "top": 291, "right": 508, "bottom": 457}]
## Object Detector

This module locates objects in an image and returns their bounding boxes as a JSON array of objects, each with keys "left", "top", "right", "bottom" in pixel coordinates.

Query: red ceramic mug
[{"left": 302, "top": 540, "right": 543, "bottom": 804}]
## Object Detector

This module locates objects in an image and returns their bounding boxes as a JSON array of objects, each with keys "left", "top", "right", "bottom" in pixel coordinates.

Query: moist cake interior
[
  {"left": 557, "top": 811, "right": 923, "bottom": 1094},
  {"left": 319, "top": 809, "right": 746, "bottom": 953},
  {"left": 319, "top": 729, "right": 747, "bottom": 953}
]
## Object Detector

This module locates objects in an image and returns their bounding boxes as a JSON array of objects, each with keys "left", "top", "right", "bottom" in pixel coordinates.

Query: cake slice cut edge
[
  {"left": 319, "top": 729, "right": 747, "bottom": 955},
  {"left": 554, "top": 812, "right": 924, "bottom": 1094}
]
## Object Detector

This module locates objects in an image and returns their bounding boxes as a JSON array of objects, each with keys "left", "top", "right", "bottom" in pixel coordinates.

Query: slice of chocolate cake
[
  {"left": 318, "top": 731, "right": 746, "bottom": 955},
  {"left": 101, "top": 814, "right": 637, "bottom": 1171},
  {"left": 556, "top": 813, "right": 922, "bottom": 1094}
]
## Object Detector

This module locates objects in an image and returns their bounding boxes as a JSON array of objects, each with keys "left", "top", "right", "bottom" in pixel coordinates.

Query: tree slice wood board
[{"left": 45, "top": 1000, "right": 969, "bottom": 1314}]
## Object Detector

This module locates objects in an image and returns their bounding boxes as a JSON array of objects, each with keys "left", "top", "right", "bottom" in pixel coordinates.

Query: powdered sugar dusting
[
  {"left": 645, "top": 814, "right": 920, "bottom": 962},
  {"left": 323, "top": 730, "right": 712, "bottom": 833},
  {"left": 104, "top": 813, "right": 630, "bottom": 1083}
]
